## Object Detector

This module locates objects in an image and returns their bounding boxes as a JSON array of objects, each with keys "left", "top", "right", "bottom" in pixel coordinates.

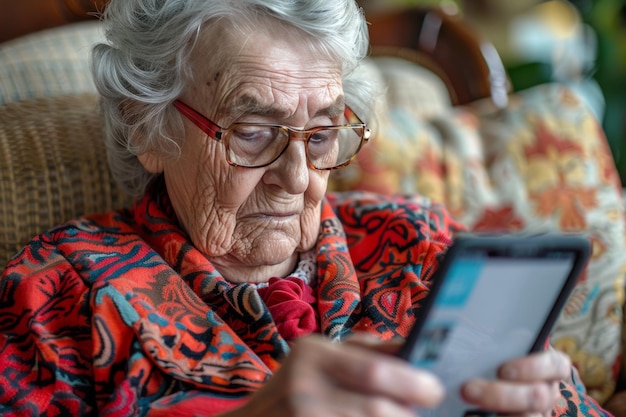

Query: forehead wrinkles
[
  {"left": 220, "top": 77, "right": 342, "bottom": 122},
  {"left": 226, "top": 92, "right": 346, "bottom": 122},
  {"left": 239, "top": 61, "right": 341, "bottom": 89},
  {"left": 216, "top": 55, "right": 342, "bottom": 120},
  {"left": 194, "top": 17, "right": 342, "bottom": 120}
]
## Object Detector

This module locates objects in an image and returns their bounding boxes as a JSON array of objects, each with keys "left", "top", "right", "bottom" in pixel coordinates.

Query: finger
[
  {"left": 342, "top": 332, "right": 404, "bottom": 355},
  {"left": 500, "top": 412, "right": 554, "bottom": 417},
  {"left": 497, "top": 350, "right": 571, "bottom": 382},
  {"left": 312, "top": 337, "right": 445, "bottom": 408},
  {"left": 461, "top": 379, "right": 560, "bottom": 414},
  {"left": 256, "top": 381, "right": 419, "bottom": 417},
  {"left": 324, "top": 389, "right": 419, "bottom": 417}
]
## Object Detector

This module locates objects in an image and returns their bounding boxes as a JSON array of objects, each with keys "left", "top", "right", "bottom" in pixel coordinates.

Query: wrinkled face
[{"left": 139, "top": 21, "right": 344, "bottom": 283}]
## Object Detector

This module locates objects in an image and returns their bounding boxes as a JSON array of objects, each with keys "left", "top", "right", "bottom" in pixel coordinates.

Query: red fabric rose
[{"left": 257, "top": 277, "right": 319, "bottom": 341}]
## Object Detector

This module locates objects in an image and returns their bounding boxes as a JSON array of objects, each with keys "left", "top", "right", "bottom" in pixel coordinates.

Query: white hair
[{"left": 91, "top": 0, "right": 375, "bottom": 196}]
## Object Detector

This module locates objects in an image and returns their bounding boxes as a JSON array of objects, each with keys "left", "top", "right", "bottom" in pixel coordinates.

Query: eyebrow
[
  {"left": 321, "top": 96, "right": 346, "bottom": 119},
  {"left": 226, "top": 94, "right": 346, "bottom": 121}
]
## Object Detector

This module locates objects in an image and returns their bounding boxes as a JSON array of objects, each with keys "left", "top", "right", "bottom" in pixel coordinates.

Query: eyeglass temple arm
[
  {"left": 173, "top": 100, "right": 221, "bottom": 139},
  {"left": 343, "top": 106, "right": 371, "bottom": 141},
  {"left": 343, "top": 106, "right": 362, "bottom": 125}
]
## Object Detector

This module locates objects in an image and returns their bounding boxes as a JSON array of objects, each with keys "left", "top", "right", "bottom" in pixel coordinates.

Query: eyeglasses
[{"left": 172, "top": 99, "right": 371, "bottom": 170}]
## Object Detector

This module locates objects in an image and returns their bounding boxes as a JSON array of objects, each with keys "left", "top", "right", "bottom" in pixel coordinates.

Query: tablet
[{"left": 398, "top": 233, "right": 591, "bottom": 417}]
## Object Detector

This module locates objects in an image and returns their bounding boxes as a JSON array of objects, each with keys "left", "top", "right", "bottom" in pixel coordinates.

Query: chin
[{"left": 248, "top": 232, "right": 301, "bottom": 265}]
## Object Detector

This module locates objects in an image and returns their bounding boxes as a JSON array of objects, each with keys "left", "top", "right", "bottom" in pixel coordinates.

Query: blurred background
[{"left": 361, "top": 0, "right": 626, "bottom": 185}]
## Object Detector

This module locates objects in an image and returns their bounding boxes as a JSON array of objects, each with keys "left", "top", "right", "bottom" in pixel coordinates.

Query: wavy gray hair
[{"left": 91, "top": 0, "right": 375, "bottom": 196}]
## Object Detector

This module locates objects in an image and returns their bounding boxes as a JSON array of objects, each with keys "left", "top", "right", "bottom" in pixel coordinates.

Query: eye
[
  {"left": 307, "top": 129, "right": 338, "bottom": 158},
  {"left": 227, "top": 124, "right": 285, "bottom": 166},
  {"left": 231, "top": 125, "right": 277, "bottom": 143},
  {"left": 309, "top": 129, "right": 338, "bottom": 145},
  {"left": 229, "top": 125, "right": 280, "bottom": 155}
]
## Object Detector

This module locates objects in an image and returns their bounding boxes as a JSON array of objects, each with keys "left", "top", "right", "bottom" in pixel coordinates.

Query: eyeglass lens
[{"left": 226, "top": 125, "right": 365, "bottom": 169}]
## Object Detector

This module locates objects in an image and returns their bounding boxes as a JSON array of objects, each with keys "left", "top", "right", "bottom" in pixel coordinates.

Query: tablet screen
[{"left": 406, "top": 250, "right": 577, "bottom": 417}]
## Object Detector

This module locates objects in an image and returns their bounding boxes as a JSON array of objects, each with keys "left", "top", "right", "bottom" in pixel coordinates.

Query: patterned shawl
[{"left": 0, "top": 183, "right": 609, "bottom": 416}]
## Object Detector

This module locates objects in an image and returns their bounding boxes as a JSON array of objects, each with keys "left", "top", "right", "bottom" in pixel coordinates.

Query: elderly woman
[{"left": 0, "top": 0, "right": 610, "bottom": 416}]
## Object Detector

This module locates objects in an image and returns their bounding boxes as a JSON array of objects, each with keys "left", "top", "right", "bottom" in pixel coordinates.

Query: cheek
[
  {"left": 308, "top": 169, "right": 330, "bottom": 202},
  {"left": 299, "top": 170, "right": 329, "bottom": 249},
  {"left": 165, "top": 137, "right": 263, "bottom": 250}
]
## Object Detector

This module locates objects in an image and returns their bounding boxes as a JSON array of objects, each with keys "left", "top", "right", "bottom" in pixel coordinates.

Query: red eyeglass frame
[{"left": 172, "top": 99, "right": 371, "bottom": 169}]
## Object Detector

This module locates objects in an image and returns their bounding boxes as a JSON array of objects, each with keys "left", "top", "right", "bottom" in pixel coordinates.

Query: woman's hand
[
  {"left": 226, "top": 334, "right": 444, "bottom": 417},
  {"left": 460, "top": 349, "right": 572, "bottom": 417}
]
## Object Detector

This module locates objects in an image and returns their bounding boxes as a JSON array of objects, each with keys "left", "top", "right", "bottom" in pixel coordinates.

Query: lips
[
  {"left": 243, "top": 211, "right": 299, "bottom": 221},
  {"left": 240, "top": 203, "right": 303, "bottom": 220},
  {"left": 257, "top": 212, "right": 298, "bottom": 220},
  {"left": 264, "top": 212, "right": 297, "bottom": 217}
]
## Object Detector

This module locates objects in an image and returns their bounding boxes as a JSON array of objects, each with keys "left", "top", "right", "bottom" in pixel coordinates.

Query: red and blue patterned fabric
[{"left": 0, "top": 183, "right": 611, "bottom": 416}]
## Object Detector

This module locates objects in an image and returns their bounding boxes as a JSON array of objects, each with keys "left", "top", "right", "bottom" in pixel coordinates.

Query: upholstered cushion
[
  {"left": 330, "top": 63, "right": 626, "bottom": 403},
  {"left": 466, "top": 86, "right": 624, "bottom": 404},
  {"left": 369, "top": 56, "right": 451, "bottom": 119},
  {"left": 0, "top": 21, "right": 103, "bottom": 104}
]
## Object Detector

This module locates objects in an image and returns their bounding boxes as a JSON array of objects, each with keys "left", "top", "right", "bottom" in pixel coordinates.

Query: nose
[{"left": 263, "top": 139, "right": 309, "bottom": 194}]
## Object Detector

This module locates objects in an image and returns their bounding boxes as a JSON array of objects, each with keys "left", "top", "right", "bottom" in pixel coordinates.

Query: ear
[{"left": 138, "top": 151, "right": 165, "bottom": 174}]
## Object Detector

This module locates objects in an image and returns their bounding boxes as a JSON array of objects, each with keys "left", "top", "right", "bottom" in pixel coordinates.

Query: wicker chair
[{"left": 0, "top": 94, "right": 132, "bottom": 265}]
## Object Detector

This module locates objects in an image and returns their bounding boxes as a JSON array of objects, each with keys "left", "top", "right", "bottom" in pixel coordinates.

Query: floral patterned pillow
[{"left": 331, "top": 67, "right": 626, "bottom": 405}]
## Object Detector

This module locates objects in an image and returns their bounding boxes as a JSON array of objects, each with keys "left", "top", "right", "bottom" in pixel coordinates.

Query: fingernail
[
  {"left": 422, "top": 372, "right": 445, "bottom": 397},
  {"left": 501, "top": 365, "right": 518, "bottom": 380},
  {"left": 464, "top": 382, "right": 483, "bottom": 400}
]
